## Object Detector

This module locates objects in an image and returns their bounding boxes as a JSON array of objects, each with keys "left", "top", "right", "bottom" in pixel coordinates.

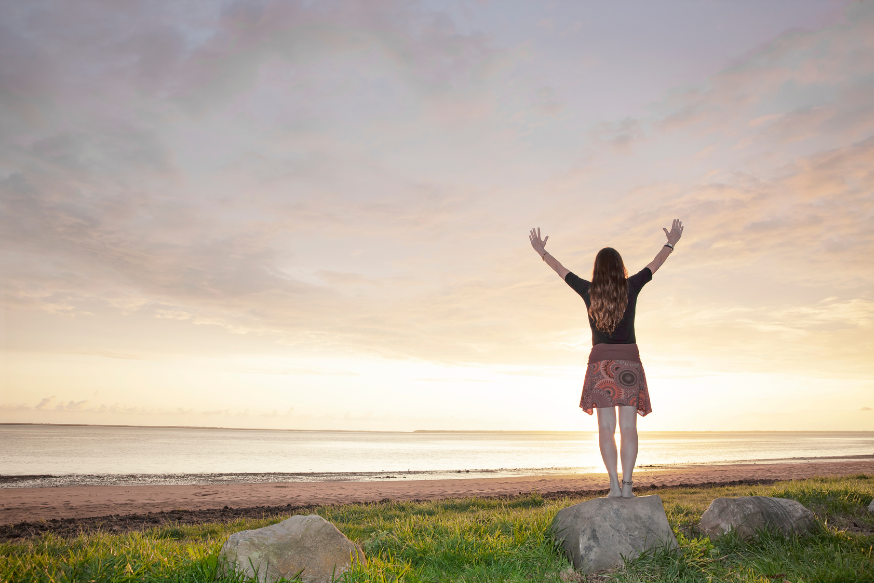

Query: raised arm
[
  {"left": 646, "top": 219, "right": 684, "bottom": 275},
  {"left": 529, "top": 227, "right": 570, "bottom": 280}
]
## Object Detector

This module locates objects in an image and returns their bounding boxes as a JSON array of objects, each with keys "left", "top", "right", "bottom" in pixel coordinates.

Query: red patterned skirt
[{"left": 579, "top": 344, "right": 652, "bottom": 417}]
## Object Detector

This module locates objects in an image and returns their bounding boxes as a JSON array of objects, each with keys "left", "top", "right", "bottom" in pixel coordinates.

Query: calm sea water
[{"left": 2, "top": 425, "right": 872, "bottom": 488}]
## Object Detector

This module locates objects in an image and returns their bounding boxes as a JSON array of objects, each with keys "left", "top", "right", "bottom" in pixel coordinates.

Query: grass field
[{"left": 2, "top": 475, "right": 873, "bottom": 583}]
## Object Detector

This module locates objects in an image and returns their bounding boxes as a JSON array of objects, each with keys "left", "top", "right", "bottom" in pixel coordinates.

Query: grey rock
[
  {"left": 218, "top": 514, "right": 366, "bottom": 583},
  {"left": 699, "top": 496, "right": 815, "bottom": 540},
  {"left": 869, "top": 498, "right": 874, "bottom": 513},
  {"left": 551, "top": 495, "right": 678, "bottom": 574}
]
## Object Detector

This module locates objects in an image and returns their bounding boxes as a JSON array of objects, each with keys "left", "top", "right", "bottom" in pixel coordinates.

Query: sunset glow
[{"left": 2, "top": 0, "right": 873, "bottom": 431}]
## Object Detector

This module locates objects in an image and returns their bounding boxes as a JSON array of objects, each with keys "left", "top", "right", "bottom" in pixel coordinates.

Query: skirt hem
[{"left": 579, "top": 358, "right": 652, "bottom": 417}]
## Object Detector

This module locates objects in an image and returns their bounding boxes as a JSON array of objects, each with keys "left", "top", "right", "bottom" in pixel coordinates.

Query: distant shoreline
[{"left": 3, "top": 422, "right": 873, "bottom": 434}]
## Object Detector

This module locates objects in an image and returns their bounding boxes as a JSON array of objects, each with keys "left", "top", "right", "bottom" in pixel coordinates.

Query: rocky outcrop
[
  {"left": 551, "top": 495, "right": 678, "bottom": 574},
  {"left": 699, "top": 496, "right": 815, "bottom": 539},
  {"left": 218, "top": 514, "right": 366, "bottom": 583}
]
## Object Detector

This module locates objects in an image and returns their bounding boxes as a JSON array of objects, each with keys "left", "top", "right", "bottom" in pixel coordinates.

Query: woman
[{"left": 529, "top": 220, "right": 683, "bottom": 498}]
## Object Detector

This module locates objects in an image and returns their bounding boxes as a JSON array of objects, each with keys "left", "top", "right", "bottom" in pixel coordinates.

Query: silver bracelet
[{"left": 664, "top": 243, "right": 674, "bottom": 250}]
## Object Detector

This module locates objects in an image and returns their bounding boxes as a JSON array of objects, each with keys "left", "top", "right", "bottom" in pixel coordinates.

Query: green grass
[{"left": 2, "top": 476, "right": 873, "bottom": 583}]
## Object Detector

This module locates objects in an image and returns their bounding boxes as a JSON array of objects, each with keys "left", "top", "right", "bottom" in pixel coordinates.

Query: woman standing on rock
[{"left": 529, "top": 220, "right": 683, "bottom": 498}]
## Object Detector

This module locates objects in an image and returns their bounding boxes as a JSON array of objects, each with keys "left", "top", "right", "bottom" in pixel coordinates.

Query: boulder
[
  {"left": 869, "top": 498, "right": 874, "bottom": 513},
  {"left": 699, "top": 496, "right": 815, "bottom": 540},
  {"left": 218, "top": 514, "right": 366, "bottom": 583},
  {"left": 551, "top": 495, "right": 678, "bottom": 574}
]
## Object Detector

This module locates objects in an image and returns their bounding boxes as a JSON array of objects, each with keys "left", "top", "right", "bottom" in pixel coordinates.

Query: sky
[{"left": 1, "top": 0, "right": 873, "bottom": 432}]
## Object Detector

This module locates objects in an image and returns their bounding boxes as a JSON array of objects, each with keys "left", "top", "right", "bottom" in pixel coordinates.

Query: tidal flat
[{"left": 2, "top": 475, "right": 873, "bottom": 583}]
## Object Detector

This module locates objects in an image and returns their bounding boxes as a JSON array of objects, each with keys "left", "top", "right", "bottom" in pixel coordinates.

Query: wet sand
[{"left": 2, "top": 458, "right": 872, "bottom": 526}]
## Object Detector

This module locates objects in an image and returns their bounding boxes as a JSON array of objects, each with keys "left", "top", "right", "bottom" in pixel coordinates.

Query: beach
[{"left": 3, "top": 458, "right": 872, "bottom": 530}]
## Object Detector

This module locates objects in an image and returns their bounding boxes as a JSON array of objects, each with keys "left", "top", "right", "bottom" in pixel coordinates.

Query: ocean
[{"left": 2, "top": 424, "right": 872, "bottom": 488}]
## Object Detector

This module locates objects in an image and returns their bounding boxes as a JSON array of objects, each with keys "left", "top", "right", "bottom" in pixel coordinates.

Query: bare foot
[
  {"left": 606, "top": 477, "right": 622, "bottom": 498},
  {"left": 621, "top": 481, "right": 635, "bottom": 498}
]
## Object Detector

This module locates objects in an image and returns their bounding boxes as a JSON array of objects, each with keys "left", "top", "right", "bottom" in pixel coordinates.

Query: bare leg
[
  {"left": 596, "top": 406, "right": 622, "bottom": 497},
  {"left": 618, "top": 405, "right": 638, "bottom": 497}
]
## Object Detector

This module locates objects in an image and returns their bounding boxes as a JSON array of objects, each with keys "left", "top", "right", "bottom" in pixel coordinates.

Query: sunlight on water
[{"left": 2, "top": 425, "right": 872, "bottom": 485}]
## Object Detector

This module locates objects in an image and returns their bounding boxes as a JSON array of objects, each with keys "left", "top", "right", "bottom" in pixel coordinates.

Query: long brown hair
[{"left": 588, "top": 248, "right": 628, "bottom": 335}]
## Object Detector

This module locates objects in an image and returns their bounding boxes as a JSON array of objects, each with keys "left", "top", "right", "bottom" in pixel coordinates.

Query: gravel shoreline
[
  {"left": 1, "top": 478, "right": 783, "bottom": 541},
  {"left": 3, "top": 458, "right": 871, "bottom": 541},
  {"left": 3, "top": 454, "right": 870, "bottom": 489}
]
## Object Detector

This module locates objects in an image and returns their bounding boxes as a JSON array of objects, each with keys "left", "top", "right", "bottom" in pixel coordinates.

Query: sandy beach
[{"left": 2, "top": 458, "right": 872, "bottom": 528}]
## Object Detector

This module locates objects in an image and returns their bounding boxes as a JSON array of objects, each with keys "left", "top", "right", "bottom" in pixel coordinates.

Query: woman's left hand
[
  {"left": 663, "top": 219, "right": 684, "bottom": 246},
  {"left": 529, "top": 228, "right": 548, "bottom": 255}
]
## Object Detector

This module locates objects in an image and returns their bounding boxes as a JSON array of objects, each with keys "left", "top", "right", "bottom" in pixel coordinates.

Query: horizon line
[{"left": 2, "top": 422, "right": 873, "bottom": 434}]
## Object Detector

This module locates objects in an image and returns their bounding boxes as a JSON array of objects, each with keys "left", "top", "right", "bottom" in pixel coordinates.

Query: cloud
[
  {"left": 0, "top": 0, "right": 501, "bottom": 138},
  {"left": 585, "top": 118, "right": 645, "bottom": 152},
  {"left": 57, "top": 400, "right": 89, "bottom": 411},
  {"left": 651, "top": 2, "right": 874, "bottom": 148},
  {"left": 34, "top": 396, "right": 56, "bottom": 410},
  {"left": 532, "top": 86, "right": 563, "bottom": 116},
  {"left": 23, "top": 398, "right": 90, "bottom": 412},
  {"left": 620, "top": 135, "right": 874, "bottom": 276},
  {"left": 226, "top": 366, "right": 360, "bottom": 376},
  {"left": 1, "top": 0, "right": 873, "bottom": 380},
  {"left": 317, "top": 271, "right": 377, "bottom": 287},
  {"left": 77, "top": 349, "right": 144, "bottom": 360},
  {"left": 155, "top": 309, "right": 193, "bottom": 320}
]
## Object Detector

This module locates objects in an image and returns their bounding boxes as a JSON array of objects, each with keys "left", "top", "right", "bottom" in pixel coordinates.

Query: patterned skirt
[{"left": 580, "top": 359, "right": 652, "bottom": 417}]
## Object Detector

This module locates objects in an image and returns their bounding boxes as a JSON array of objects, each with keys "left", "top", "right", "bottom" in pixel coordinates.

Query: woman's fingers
[
  {"left": 661, "top": 220, "right": 684, "bottom": 244},
  {"left": 530, "top": 227, "right": 551, "bottom": 248}
]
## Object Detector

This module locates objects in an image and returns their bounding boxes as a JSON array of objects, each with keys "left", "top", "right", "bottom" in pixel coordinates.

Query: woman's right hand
[
  {"left": 663, "top": 219, "right": 684, "bottom": 245},
  {"left": 529, "top": 227, "right": 548, "bottom": 255}
]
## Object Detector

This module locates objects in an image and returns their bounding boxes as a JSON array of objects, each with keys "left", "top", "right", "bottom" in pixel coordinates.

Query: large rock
[
  {"left": 868, "top": 498, "right": 874, "bottom": 513},
  {"left": 551, "top": 495, "right": 678, "bottom": 574},
  {"left": 218, "top": 514, "right": 366, "bottom": 583},
  {"left": 699, "top": 496, "right": 815, "bottom": 540}
]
